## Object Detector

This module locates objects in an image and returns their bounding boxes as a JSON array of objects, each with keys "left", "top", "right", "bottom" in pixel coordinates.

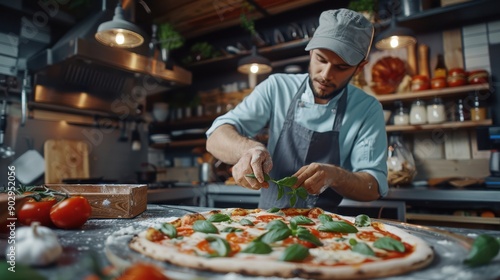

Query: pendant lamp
[
  {"left": 95, "top": 1, "right": 145, "bottom": 48},
  {"left": 237, "top": 46, "right": 272, "bottom": 75},
  {"left": 238, "top": 46, "right": 272, "bottom": 88},
  {"left": 374, "top": 14, "right": 416, "bottom": 50}
]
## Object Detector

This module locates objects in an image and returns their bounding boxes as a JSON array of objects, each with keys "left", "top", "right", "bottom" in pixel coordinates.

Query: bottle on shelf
[
  {"left": 434, "top": 54, "right": 447, "bottom": 78},
  {"left": 455, "top": 98, "right": 470, "bottom": 122},
  {"left": 426, "top": 97, "right": 446, "bottom": 124},
  {"left": 387, "top": 133, "right": 416, "bottom": 187},
  {"left": 393, "top": 101, "right": 409, "bottom": 126},
  {"left": 470, "top": 92, "right": 487, "bottom": 121}
]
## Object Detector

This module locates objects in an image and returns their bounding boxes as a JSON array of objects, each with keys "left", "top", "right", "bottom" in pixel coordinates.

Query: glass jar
[
  {"left": 387, "top": 133, "right": 416, "bottom": 187},
  {"left": 410, "top": 99, "right": 427, "bottom": 125},
  {"left": 393, "top": 101, "right": 409, "bottom": 125},
  {"left": 426, "top": 97, "right": 446, "bottom": 124},
  {"left": 470, "top": 93, "right": 487, "bottom": 121}
]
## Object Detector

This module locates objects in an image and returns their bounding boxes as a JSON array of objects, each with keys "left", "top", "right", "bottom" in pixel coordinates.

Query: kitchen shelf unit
[{"left": 386, "top": 119, "right": 492, "bottom": 132}]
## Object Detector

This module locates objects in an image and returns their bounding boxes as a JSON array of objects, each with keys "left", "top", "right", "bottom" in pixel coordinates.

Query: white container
[
  {"left": 410, "top": 100, "right": 427, "bottom": 125},
  {"left": 394, "top": 113, "right": 409, "bottom": 125},
  {"left": 152, "top": 102, "right": 169, "bottom": 122},
  {"left": 427, "top": 98, "right": 446, "bottom": 124}
]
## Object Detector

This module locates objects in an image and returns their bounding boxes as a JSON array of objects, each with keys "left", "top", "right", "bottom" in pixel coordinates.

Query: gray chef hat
[{"left": 305, "top": 9, "right": 374, "bottom": 66}]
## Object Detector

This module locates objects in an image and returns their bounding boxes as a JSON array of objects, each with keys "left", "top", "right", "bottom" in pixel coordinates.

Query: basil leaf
[
  {"left": 267, "top": 207, "right": 280, "bottom": 213},
  {"left": 291, "top": 216, "right": 315, "bottom": 225},
  {"left": 280, "top": 244, "right": 309, "bottom": 262},
  {"left": 349, "top": 238, "right": 358, "bottom": 246},
  {"left": 239, "top": 218, "right": 254, "bottom": 226},
  {"left": 373, "top": 237, "right": 405, "bottom": 252},
  {"left": 296, "top": 227, "right": 323, "bottom": 247},
  {"left": 354, "top": 214, "right": 371, "bottom": 227},
  {"left": 318, "top": 214, "right": 333, "bottom": 224},
  {"left": 221, "top": 227, "right": 243, "bottom": 233},
  {"left": 265, "top": 219, "right": 288, "bottom": 230},
  {"left": 464, "top": 234, "right": 500, "bottom": 267},
  {"left": 241, "top": 241, "right": 273, "bottom": 254},
  {"left": 276, "top": 176, "right": 298, "bottom": 187},
  {"left": 208, "top": 213, "right": 231, "bottom": 223},
  {"left": 289, "top": 195, "right": 298, "bottom": 207},
  {"left": 317, "top": 221, "right": 358, "bottom": 233},
  {"left": 260, "top": 228, "right": 292, "bottom": 244},
  {"left": 193, "top": 220, "right": 219, "bottom": 234},
  {"left": 245, "top": 173, "right": 272, "bottom": 181},
  {"left": 277, "top": 185, "right": 284, "bottom": 200},
  {"left": 296, "top": 187, "right": 308, "bottom": 199},
  {"left": 352, "top": 242, "right": 375, "bottom": 256},
  {"left": 159, "top": 223, "right": 177, "bottom": 238},
  {"left": 206, "top": 236, "right": 230, "bottom": 257}
]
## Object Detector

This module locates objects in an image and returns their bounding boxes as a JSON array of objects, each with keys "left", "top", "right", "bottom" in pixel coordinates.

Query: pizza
[{"left": 129, "top": 207, "right": 434, "bottom": 279}]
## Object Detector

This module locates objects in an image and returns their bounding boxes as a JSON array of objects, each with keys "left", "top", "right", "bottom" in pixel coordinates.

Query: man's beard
[{"left": 308, "top": 66, "right": 358, "bottom": 101}]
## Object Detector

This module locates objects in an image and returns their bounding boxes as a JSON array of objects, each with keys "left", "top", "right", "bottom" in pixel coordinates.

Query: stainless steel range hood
[{"left": 26, "top": 4, "right": 191, "bottom": 115}]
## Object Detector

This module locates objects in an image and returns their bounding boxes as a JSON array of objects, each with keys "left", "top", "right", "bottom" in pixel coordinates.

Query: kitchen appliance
[{"left": 26, "top": 0, "right": 191, "bottom": 116}]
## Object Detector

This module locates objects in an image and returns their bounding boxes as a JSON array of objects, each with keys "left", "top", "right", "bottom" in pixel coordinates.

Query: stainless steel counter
[{"left": 1, "top": 204, "right": 498, "bottom": 280}]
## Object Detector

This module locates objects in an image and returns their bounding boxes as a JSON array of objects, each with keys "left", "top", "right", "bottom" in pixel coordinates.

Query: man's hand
[
  {"left": 231, "top": 147, "right": 273, "bottom": 190},
  {"left": 292, "top": 163, "right": 335, "bottom": 194}
]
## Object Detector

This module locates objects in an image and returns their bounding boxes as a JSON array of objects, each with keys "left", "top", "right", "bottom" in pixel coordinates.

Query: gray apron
[{"left": 259, "top": 78, "right": 347, "bottom": 212}]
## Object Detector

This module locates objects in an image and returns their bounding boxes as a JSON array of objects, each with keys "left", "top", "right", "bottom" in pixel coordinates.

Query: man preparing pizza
[{"left": 206, "top": 9, "right": 388, "bottom": 211}]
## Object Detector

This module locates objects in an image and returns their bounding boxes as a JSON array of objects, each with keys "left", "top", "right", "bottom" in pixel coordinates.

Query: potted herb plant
[{"left": 156, "top": 23, "right": 184, "bottom": 63}]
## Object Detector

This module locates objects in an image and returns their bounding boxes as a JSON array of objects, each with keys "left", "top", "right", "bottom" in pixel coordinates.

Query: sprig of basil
[
  {"left": 239, "top": 218, "right": 254, "bottom": 226},
  {"left": 291, "top": 216, "right": 315, "bottom": 226},
  {"left": 318, "top": 214, "right": 333, "bottom": 224},
  {"left": 352, "top": 242, "right": 375, "bottom": 256},
  {"left": 296, "top": 227, "right": 323, "bottom": 246},
  {"left": 267, "top": 207, "right": 280, "bottom": 213},
  {"left": 241, "top": 241, "right": 273, "bottom": 254},
  {"left": 205, "top": 236, "right": 231, "bottom": 257},
  {"left": 193, "top": 220, "right": 219, "bottom": 234},
  {"left": 464, "top": 234, "right": 500, "bottom": 267},
  {"left": 208, "top": 213, "right": 231, "bottom": 222},
  {"left": 159, "top": 223, "right": 177, "bottom": 238},
  {"left": 318, "top": 221, "right": 358, "bottom": 233},
  {"left": 373, "top": 237, "right": 405, "bottom": 252},
  {"left": 280, "top": 244, "right": 309, "bottom": 262},
  {"left": 259, "top": 228, "right": 292, "bottom": 244},
  {"left": 245, "top": 173, "right": 308, "bottom": 207},
  {"left": 221, "top": 227, "right": 243, "bottom": 233},
  {"left": 354, "top": 214, "right": 371, "bottom": 227},
  {"left": 265, "top": 220, "right": 288, "bottom": 230}
]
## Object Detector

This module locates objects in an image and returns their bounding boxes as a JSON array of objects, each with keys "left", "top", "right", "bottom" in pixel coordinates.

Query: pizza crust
[{"left": 129, "top": 210, "right": 434, "bottom": 279}]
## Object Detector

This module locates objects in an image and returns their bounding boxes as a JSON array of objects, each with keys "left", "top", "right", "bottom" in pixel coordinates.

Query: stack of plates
[{"left": 150, "top": 134, "right": 171, "bottom": 144}]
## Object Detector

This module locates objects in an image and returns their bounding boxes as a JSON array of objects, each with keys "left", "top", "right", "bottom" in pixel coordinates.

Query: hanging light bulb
[
  {"left": 250, "top": 64, "right": 260, "bottom": 74},
  {"left": 95, "top": 1, "right": 145, "bottom": 48},
  {"left": 375, "top": 14, "right": 416, "bottom": 50},
  {"left": 115, "top": 32, "right": 125, "bottom": 45}
]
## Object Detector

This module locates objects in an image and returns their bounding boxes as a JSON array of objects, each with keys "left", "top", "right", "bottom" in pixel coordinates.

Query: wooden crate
[{"left": 46, "top": 184, "right": 147, "bottom": 219}]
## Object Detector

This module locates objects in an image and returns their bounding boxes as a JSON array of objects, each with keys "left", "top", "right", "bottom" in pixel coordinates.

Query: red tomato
[
  {"left": 50, "top": 196, "right": 92, "bottom": 229},
  {"left": 117, "top": 263, "right": 170, "bottom": 280},
  {"left": 431, "top": 77, "right": 447, "bottom": 89},
  {"left": 17, "top": 197, "right": 57, "bottom": 227}
]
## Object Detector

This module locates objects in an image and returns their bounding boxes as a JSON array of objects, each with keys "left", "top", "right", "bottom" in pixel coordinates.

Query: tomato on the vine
[
  {"left": 17, "top": 197, "right": 58, "bottom": 227},
  {"left": 50, "top": 196, "right": 92, "bottom": 229}
]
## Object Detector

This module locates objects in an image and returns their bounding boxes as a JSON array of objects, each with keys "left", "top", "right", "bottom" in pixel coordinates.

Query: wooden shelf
[
  {"left": 386, "top": 119, "right": 493, "bottom": 132},
  {"left": 406, "top": 213, "right": 500, "bottom": 225},
  {"left": 375, "top": 84, "right": 490, "bottom": 104},
  {"left": 151, "top": 139, "right": 206, "bottom": 149}
]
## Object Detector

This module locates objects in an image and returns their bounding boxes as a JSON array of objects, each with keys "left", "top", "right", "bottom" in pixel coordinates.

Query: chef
[{"left": 206, "top": 9, "right": 388, "bottom": 211}]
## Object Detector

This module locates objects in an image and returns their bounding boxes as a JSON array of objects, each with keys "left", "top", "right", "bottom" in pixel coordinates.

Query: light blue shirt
[{"left": 206, "top": 73, "right": 388, "bottom": 197}]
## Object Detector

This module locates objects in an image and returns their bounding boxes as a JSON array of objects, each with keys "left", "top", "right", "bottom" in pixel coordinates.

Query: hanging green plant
[
  {"left": 240, "top": 2, "right": 256, "bottom": 36},
  {"left": 157, "top": 23, "right": 184, "bottom": 50}
]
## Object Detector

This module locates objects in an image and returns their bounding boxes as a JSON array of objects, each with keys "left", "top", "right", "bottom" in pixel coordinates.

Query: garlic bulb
[{"left": 12, "top": 222, "right": 63, "bottom": 266}]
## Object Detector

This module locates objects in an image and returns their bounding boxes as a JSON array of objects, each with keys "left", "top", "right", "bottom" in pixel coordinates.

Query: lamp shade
[
  {"left": 237, "top": 46, "right": 272, "bottom": 74},
  {"left": 374, "top": 15, "right": 416, "bottom": 50},
  {"left": 95, "top": 2, "right": 145, "bottom": 48}
]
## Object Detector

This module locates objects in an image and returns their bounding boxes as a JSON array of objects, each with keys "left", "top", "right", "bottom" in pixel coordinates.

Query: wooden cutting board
[{"left": 44, "top": 139, "right": 89, "bottom": 183}]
